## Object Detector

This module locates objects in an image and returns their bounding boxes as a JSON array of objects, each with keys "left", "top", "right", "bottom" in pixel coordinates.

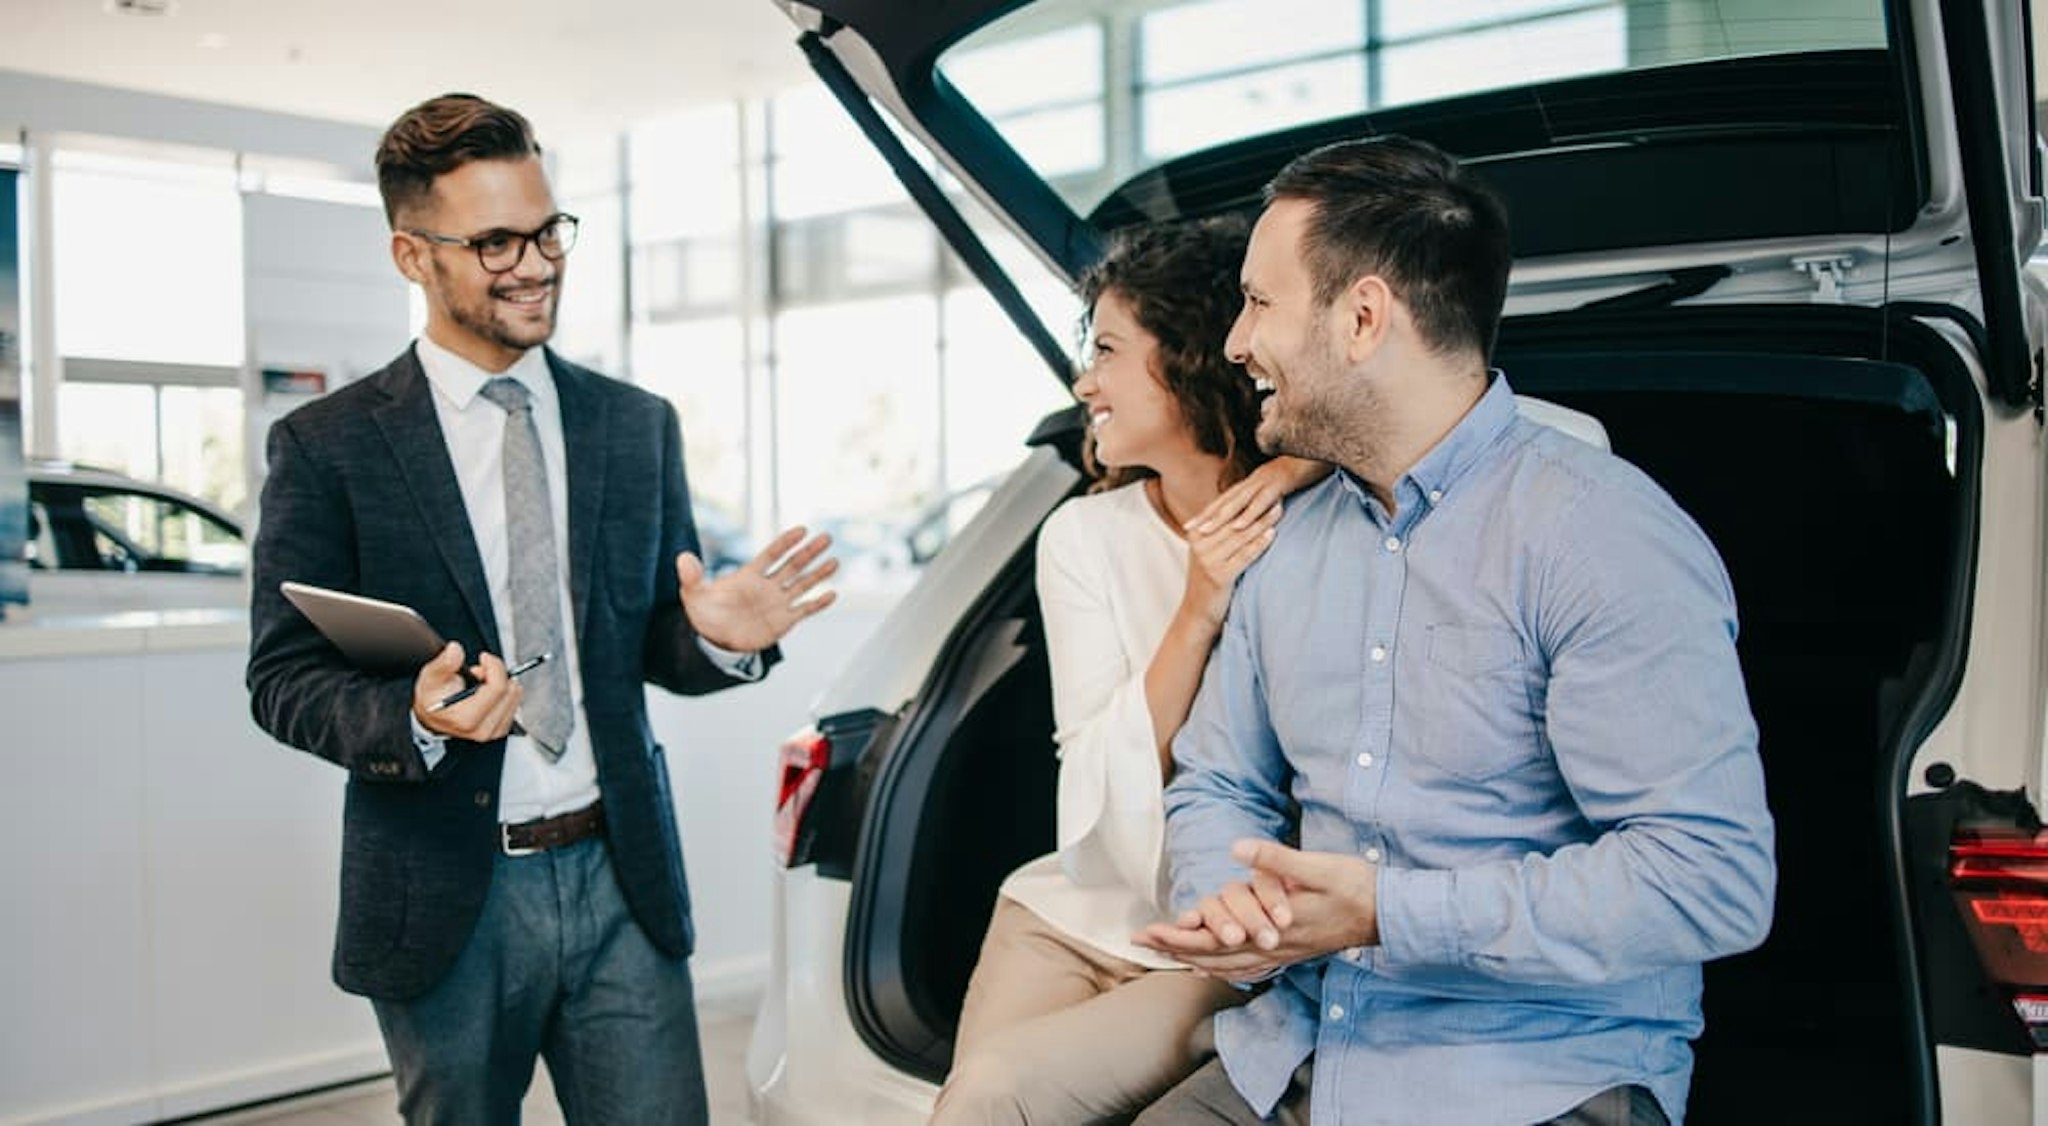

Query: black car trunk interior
[{"left": 856, "top": 308, "right": 1978, "bottom": 1123}]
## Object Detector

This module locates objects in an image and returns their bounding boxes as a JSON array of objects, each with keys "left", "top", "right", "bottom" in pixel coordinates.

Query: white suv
[{"left": 750, "top": 2, "right": 2048, "bottom": 1123}]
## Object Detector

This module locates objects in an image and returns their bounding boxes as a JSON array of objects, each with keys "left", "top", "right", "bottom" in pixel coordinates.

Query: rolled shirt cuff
[{"left": 1376, "top": 865, "right": 1460, "bottom": 967}]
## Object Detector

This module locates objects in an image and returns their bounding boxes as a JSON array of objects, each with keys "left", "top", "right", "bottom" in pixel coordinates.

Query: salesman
[{"left": 246, "top": 92, "right": 834, "bottom": 1124}]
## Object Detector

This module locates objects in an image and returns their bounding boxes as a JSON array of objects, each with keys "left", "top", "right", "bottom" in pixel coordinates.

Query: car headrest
[{"left": 1515, "top": 395, "right": 1610, "bottom": 452}]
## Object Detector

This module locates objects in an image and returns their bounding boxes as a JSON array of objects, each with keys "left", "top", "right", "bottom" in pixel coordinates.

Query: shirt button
[
  {"left": 1369, "top": 645, "right": 1387, "bottom": 662},
  {"left": 1365, "top": 847, "right": 1383, "bottom": 863},
  {"left": 1384, "top": 536, "right": 1402, "bottom": 553},
  {"left": 474, "top": 790, "right": 493, "bottom": 809},
  {"left": 1429, "top": 489, "right": 1443, "bottom": 503},
  {"left": 1356, "top": 752, "right": 1374, "bottom": 768},
  {"left": 1329, "top": 1004, "right": 1346, "bottom": 1020}
]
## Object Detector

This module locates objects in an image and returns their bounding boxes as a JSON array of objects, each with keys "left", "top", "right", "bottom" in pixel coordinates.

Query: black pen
[{"left": 428, "top": 652, "right": 550, "bottom": 713}]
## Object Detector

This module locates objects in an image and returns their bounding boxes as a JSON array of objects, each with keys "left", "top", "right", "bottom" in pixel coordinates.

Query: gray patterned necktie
[{"left": 478, "top": 377, "right": 573, "bottom": 760}]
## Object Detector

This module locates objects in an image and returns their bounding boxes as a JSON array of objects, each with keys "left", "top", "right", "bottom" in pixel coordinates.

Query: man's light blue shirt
[{"left": 1164, "top": 375, "right": 1776, "bottom": 1125}]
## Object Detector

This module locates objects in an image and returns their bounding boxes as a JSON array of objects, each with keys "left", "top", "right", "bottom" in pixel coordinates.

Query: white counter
[
  {"left": 0, "top": 595, "right": 890, "bottom": 1124},
  {"left": 0, "top": 607, "right": 248, "bottom": 659},
  {"left": 1, "top": 610, "right": 383, "bottom": 1125}
]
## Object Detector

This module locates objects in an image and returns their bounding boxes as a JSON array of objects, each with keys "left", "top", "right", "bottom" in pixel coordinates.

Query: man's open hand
[{"left": 677, "top": 526, "right": 837, "bottom": 652}]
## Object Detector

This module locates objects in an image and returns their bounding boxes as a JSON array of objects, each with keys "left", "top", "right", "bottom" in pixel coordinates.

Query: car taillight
[
  {"left": 773, "top": 728, "right": 830, "bottom": 868},
  {"left": 1951, "top": 829, "right": 2048, "bottom": 1048}
]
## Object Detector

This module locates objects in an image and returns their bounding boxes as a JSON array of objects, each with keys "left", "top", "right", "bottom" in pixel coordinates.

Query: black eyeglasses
[{"left": 406, "top": 213, "right": 580, "bottom": 274}]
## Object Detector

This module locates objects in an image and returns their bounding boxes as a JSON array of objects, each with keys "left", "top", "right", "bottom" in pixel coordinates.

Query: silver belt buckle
[{"left": 501, "top": 821, "right": 540, "bottom": 857}]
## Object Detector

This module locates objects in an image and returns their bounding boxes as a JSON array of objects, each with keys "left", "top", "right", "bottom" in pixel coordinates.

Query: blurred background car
[
  {"left": 690, "top": 497, "right": 758, "bottom": 577},
  {"left": 901, "top": 474, "right": 1001, "bottom": 568},
  {"left": 23, "top": 459, "right": 247, "bottom": 616}
]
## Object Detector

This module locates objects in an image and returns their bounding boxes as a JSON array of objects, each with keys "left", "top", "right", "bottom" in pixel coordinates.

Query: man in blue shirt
[{"left": 1131, "top": 136, "right": 1775, "bottom": 1125}]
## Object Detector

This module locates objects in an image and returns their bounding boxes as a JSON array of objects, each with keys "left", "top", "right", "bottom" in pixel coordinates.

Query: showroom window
[
  {"left": 939, "top": 0, "right": 1650, "bottom": 212},
  {"left": 944, "top": 23, "right": 1108, "bottom": 178},
  {"left": 50, "top": 148, "right": 247, "bottom": 512},
  {"left": 626, "top": 106, "right": 756, "bottom": 528},
  {"left": 1138, "top": 0, "right": 1368, "bottom": 160},
  {"left": 52, "top": 150, "right": 243, "bottom": 368},
  {"left": 57, "top": 372, "right": 245, "bottom": 514}
]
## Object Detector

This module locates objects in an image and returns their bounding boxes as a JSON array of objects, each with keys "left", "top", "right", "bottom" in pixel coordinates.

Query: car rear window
[{"left": 937, "top": 0, "right": 1887, "bottom": 215}]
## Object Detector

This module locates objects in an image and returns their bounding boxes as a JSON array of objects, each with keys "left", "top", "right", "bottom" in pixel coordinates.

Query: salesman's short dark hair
[{"left": 375, "top": 93, "right": 541, "bottom": 226}]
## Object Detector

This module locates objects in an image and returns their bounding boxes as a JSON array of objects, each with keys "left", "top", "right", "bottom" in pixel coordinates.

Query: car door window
[{"left": 79, "top": 489, "right": 245, "bottom": 574}]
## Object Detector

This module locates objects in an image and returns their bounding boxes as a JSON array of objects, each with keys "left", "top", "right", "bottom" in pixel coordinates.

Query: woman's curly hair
[{"left": 1076, "top": 215, "right": 1264, "bottom": 494}]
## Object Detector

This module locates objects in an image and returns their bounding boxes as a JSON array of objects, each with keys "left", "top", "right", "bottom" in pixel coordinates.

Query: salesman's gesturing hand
[{"left": 677, "top": 525, "right": 838, "bottom": 652}]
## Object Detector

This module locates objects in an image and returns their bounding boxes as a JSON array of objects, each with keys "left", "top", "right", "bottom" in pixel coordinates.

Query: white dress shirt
[
  {"left": 1001, "top": 482, "right": 1190, "bottom": 970},
  {"left": 407, "top": 334, "right": 755, "bottom": 823}
]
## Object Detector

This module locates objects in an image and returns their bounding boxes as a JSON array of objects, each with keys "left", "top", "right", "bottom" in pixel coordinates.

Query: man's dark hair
[
  {"left": 1076, "top": 215, "right": 1265, "bottom": 493},
  {"left": 1266, "top": 135, "right": 1511, "bottom": 359},
  {"left": 375, "top": 93, "right": 541, "bottom": 226}
]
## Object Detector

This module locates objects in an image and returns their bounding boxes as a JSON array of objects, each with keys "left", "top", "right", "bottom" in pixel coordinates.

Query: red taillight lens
[
  {"left": 773, "top": 728, "right": 830, "bottom": 868},
  {"left": 1951, "top": 829, "right": 2048, "bottom": 1046}
]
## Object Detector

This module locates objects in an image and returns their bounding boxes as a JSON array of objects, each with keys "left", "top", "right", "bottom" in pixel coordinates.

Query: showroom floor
[{"left": 192, "top": 989, "right": 760, "bottom": 1125}]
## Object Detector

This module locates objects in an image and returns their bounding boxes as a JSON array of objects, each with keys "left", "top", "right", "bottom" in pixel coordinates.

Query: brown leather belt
[{"left": 501, "top": 800, "right": 605, "bottom": 856}]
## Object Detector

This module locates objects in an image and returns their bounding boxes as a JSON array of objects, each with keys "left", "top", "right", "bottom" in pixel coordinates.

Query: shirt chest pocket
[{"left": 1411, "top": 623, "right": 1545, "bottom": 783}]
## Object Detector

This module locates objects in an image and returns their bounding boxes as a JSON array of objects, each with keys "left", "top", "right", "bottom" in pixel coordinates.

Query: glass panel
[
  {"left": 1140, "top": 0, "right": 1363, "bottom": 84},
  {"left": 56, "top": 383, "right": 155, "bottom": 481},
  {"left": 631, "top": 316, "right": 749, "bottom": 527},
  {"left": 1143, "top": 56, "right": 1367, "bottom": 162},
  {"left": 554, "top": 192, "right": 626, "bottom": 374},
  {"left": 1381, "top": 0, "right": 1593, "bottom": 39},
  {"left": 940, "top": 284, "right": 1075, "bottom": 492},
  {"left": 1622, "top": 0, "right": 1885, "bottom": 64},
  {"left": 772, "top": 296, "right": 941, "bottom": 580},
  {"left": 53, "top": 160, "right": 244, "bottom": 365},
  {"left": 771, "top": 86, "right": 915, "bottom": 221},
  {"left": 939, "top": 0, "right": 1888, "bottom": 213},
  {"left": 988, "top": 104, "right": 1106, "bottom": 178},
  {"left": 56, "top": 383, "right": 245, "bottom": 518},
  {"left": 1380, "top": 9, "right": 1627, "bottom": 106},
  {"left": 944, "top": 23, "right": 1104, "bottom": 115},
  {"left": 629, "top": 106, "right": 743, "bottom": 241},
  {"left": 843, "top": 212, "right": 940, "bottom": 289},
  {"left": 157, "top": 386, "right": 245, "bottom": 516},
  {"left": 951, "top": 207, "right": 1083, "bottom": 342}
]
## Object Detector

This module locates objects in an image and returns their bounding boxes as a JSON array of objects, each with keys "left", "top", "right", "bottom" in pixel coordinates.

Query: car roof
[{"left": 27, "top": 459, "right": 244, "bottom": 533}]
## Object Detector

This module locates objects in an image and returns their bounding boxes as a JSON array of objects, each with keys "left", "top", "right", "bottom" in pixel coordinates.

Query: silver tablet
[{"left": 280, "top": 581, "right": 447, "bottom": 674}]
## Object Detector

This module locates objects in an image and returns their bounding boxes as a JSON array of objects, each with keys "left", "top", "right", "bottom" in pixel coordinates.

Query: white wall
[{"left": 241, "top": 193, "right": 413, "bottom": 493}]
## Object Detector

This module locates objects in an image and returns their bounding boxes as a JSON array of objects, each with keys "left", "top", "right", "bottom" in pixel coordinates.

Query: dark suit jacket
[{"left": 247, "top": 345, "right": 773, "bottom": 1000}]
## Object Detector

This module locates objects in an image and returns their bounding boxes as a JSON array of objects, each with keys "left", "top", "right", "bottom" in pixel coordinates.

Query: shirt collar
[
  {"left": 414, "top": 333, "right": 553, "bottom": 412},
  {"left": 1398, "top": 370, "right": 1516, "bottom": 509}
]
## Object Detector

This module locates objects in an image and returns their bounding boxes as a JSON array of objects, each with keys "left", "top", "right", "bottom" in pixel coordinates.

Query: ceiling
[
  {"left": 0, "top": 2, "right": 2039, "bottom": 141},
  {"left": 0, "top": 0, "right": 815, "bottom": 136}
]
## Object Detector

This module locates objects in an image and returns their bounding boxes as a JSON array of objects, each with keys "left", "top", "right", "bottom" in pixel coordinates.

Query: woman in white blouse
[{"left": 931, "top": 217, "right": 1324, "bottom": 1125}]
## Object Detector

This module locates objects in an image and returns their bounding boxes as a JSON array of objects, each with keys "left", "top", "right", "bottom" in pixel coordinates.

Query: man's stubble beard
[
  {"left": 1257, "top": 327, "right": 1384, "bottom": 471},
  {"left": 436, "top": 257, "right": 561, "bottom": 352}
]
